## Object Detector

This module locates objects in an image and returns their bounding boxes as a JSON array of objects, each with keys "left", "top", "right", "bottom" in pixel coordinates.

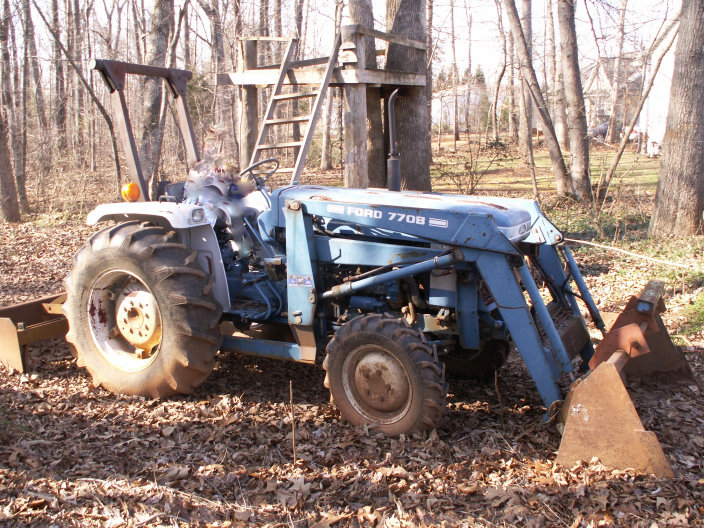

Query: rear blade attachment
[
  {"left": 0, "top": 293, "right": 68, "bottom": 373},
  {"left": 556, "top": 280, "right": 694, "bottom": 477}
]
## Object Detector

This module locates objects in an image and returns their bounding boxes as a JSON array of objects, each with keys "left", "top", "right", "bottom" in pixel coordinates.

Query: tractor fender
[
  {"left": 86, "top": 202, "right": 231, "bottom": 312},
  {"left": 87, "top": 201, "right": 211, "bottom": 229}
]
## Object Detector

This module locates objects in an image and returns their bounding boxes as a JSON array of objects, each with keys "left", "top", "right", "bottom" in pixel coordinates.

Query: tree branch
[{"left": 32, "top": 0, "right": 123, "bottom": 188}]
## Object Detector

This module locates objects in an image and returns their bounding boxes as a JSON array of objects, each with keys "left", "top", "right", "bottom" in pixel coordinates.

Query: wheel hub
[
  {"left": 353, "top": 351, "right": 409, "bottom": 412},
  {"left": 116, "top": 287, "right": 162, "bottom": 350}
]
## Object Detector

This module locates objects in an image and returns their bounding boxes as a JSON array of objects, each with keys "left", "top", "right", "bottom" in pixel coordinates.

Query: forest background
[{"left": 0, "top": 0, "right": 693, "bottom": 228}]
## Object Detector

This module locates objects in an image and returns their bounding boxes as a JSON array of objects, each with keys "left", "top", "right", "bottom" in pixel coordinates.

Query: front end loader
[{"left": 0, "top": 57, "right": 694, "bottom": 477}]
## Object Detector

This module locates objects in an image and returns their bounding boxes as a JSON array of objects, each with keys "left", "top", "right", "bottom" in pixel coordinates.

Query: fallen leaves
[{"left": 2, "top": 223, "right": 704, "bottom": 527}]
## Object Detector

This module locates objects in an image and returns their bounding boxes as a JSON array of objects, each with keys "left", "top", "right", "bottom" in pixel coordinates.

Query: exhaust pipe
[{"left": 387, "top": 89, "right": 401, "bottom": 192}]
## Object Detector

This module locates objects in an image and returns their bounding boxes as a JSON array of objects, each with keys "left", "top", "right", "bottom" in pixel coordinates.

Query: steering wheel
[{"left": 239, "top": 158, "right": 280, "bottom": 189}]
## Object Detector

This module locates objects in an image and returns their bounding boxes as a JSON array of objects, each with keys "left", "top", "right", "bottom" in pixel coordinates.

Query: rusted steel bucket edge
[{"left": 0, "top": 293, "right": 68, "bottom": 373}]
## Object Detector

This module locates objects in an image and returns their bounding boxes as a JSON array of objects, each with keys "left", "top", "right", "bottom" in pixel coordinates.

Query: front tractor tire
[
  {"left": 63, "top": 221, "right": 223, "bottom": 398},
  {"left": 323, "top": 314, "right": 447, "bottom": 435}
]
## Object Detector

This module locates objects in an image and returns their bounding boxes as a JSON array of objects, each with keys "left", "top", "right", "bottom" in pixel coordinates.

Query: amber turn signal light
[{"left": 121, "top": 182, "right": 141, "bottom": 202}]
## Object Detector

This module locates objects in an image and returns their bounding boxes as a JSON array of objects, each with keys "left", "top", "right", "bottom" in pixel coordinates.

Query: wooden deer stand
[{"left": 218, "top": 25, "right": 426, "bottom": 188}]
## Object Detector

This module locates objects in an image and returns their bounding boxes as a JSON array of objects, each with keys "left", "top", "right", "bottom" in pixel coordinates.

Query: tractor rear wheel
[
  {"left": 63, "top": 221, "right": 223, "bottom": 398},
  {"left": 323, "top": 314, "right": 446, "bottom": 435}
]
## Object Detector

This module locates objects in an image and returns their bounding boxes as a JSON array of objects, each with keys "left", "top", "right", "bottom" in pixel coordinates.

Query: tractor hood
[{"left": 267, "top": 185, "right": 562, "bottom": 245}]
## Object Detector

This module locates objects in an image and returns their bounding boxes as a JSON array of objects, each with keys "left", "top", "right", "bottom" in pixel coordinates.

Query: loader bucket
[
  {"left": 556, "top": 352, "right": 674, "bottom": 477},
  {"left": 596, "top": 280, "right": 694, "bottom": 380},
  {"left": 555, "top": 280, "right": 689, "bottom": 477},
  {"left": 0, "top": 293, "right": 68, "bottom": 373}
]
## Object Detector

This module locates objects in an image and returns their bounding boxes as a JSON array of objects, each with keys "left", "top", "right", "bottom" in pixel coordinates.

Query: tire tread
[
  {"left": 63, "top": 222, "right": 221, "bottom": 398},
  {"left": 323, "top": 313, "right": 446, "bottom": 435}
]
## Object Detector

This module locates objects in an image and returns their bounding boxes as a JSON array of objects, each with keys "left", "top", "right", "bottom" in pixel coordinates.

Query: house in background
[
  {"left": 581, "top": 39, "right": 676, "bottom": 157},
  {"left": 582, "top": 52, "right": 645, "bottom": 134},
  {"left": 638, "top": 42, "right": 676, "bottom": 157}
]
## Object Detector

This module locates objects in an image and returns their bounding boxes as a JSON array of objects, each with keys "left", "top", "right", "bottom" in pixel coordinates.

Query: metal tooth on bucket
[{"left": 556, "top": 280, "right": 694, "bottom": 478}]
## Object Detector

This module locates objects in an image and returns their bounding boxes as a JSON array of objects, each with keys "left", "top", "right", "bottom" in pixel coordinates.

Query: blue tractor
[
  {"left": 63, "top": 165, "right": 603, "bottom": 435},
  {"left": 63, "top": 59, "right": 603, "bottom": 436}
]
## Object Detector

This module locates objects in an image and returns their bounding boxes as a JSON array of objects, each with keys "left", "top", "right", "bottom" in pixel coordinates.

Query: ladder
[{"left": 249, "top": 33, "right": 342, "bottom": 185}]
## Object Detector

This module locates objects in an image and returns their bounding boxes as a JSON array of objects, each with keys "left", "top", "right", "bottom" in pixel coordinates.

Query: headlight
[{"left": 191, "top": 208, "right": 205, "bottom": 223}]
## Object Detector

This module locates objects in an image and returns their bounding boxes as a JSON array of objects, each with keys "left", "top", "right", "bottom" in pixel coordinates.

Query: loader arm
[{"left": 269, "top": 193, "right": 581, "bottom": 412}]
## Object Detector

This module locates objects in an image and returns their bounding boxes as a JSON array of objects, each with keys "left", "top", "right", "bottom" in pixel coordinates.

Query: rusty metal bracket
[
  {"left": 589, "top": 322, "right": 651, "bottom": 370},
  {"left": 0, "top": 294, "right": 68, "bottom": 373},
  {"left": 90, "top": 58, "right": 200, "bottom": 201},
  {"left": 599, "top": 280, "right": 693, "bottom": 380}
]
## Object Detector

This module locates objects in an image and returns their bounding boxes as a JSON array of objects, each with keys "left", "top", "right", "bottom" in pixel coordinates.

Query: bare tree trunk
[
  {"left": 72, "top": 0, "right": 86, "bottom": 167},
  {"left": 0, "top": 117, "right": 20, "bottom": 222},
  {"left": 545, "top": 0, "right": 555, "bottom": 114},
  {"left": 85, "top": 3, "right": 96, "bottom": 173},
  {"left": 650, "top": 2, "right": 703, "bottom": 236},
  {"left": 607, "top": 0, "right": 628, "bottom": 144},
  {"left": 427, "top": 0, "right": 434, "bottom": 140},
  {"left": 508, "top": 31, "right": 517, "bottom": 142},
  {"left": 34, "top": 0, "right": 123, "bottom": 190},
  {"left": 182, "top": 1, "right": 190, "bottom": 67},
  {"left": 437, "top": 94, "right": 443, "bottom": 153},
  {"left": 258, "top": 0, "right": 270, "bottom": 128},
  {"left": 100, "top": 0, "right": 124, "bottom": 58},
  {"left": 554, "top": 35, "right": 568, "bottom": 150},
  {"left": 0, "top": 1, "right": 20, "bottom": 222},
  {"left": 22, "top": 0, "right": 48, "bottom": 130},
  {"left": 65, "top": 0, "right": 76, "bottom": 159},
  {"left": 504, "top": 0, "right": 571, "bottom": 196},
  {"left": 520, "top": 86, "right": 540, "bottom": 202},
  {"left": 557, "top": 0, "right": 591, "bottom": 200},
  {"left": 53, "top": 0, "right": 67, "bottom": 153},
  {"left": 8, "top": 0, "right": 27, "bottom": 214},
  {"left": 138, "top": 0, "right": 173, "bottom": 197},
  {"left": 148, "top": 8, "right": 183, "bottom": 199},
  {"left": 290, "top": 0, "right": 303, "bottom": 163},
  {"left": 237, "top": 0, "right": 257, "bottom": 170},
  {"left": 23, "top": 0, "right": 52, "bottom": 206},
  {"left": 451, "top": 0, "right": 459, "bottom": 148},
  {"left": 547, "top": 0, "right": 568, "bottom": 149},
  {"left": 350, "top": 0, "right": 385, "bottom": 188},
  {"left": 464, "top": 6, "right": 471, "bottom": 138},
  {"left": 132, "top": 0, "right": 144, "bottom": 63},
  {"left": 273, "top": 0, "right": 281, "bottom": 61},
  {"left": 491, "top": 0, "right": 507, "bottom": 144},
  {"left": 320, "top": 90, "right": 334, "bottom": 170},
  {"left": 386, "top": 0, "right": 431, "bottom": 191},
  {"left": 197, "top": 0, "right": 227, "bottom": 125},
  {"left": 517, "top": 0, "right": 532, "bottom": 161},
  {"left": 239, "top": 41, "right": 258, "bottom": 169},
  {"left": 321, "top": 0, "right": 343, "bottom": 171},
  {"left": 16, "top": 14, "right": 28, "bottom": 213},
  {"left": 230, "top": 0, "right": 241, "bottom": 165}
]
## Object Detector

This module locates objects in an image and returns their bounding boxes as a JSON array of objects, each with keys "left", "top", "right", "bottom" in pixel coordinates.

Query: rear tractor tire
[
  {"left": 63, "top": 221, "right": 223, "bottom": 398},
  {"left": 323, "top": 314, "right": 447, "bottom": 435}
]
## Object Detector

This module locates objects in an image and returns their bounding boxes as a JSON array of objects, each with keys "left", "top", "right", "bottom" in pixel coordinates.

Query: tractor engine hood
[{"left": 267, "top": 185, "right": 563, "bottom": 245}]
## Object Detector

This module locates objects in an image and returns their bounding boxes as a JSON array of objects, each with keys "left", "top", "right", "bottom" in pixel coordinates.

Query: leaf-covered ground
[{"left": 1, "top": 209, "right": 703, "bottom": 527}]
